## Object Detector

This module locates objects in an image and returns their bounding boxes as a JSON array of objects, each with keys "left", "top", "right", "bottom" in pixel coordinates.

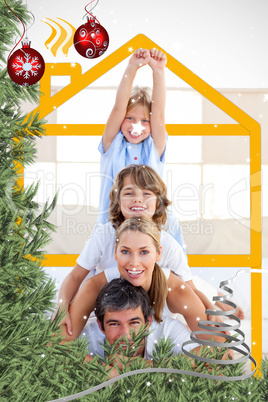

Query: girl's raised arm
[
  {"left": 61, "top": 272, "right": 107, "bottom": 342},
  {"left": 102, "top": 49, "right": 150, "bottom": 152},
  {"left": 148, "top": 48, "right": 167, "bottom": 158}
]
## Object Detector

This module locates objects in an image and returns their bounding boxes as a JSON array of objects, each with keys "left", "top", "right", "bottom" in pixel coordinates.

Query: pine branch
[
  {"left": 260, "top": 357, "right": 268, "bottom": 401},
  {"left": 0, "top": 0, "right": 31, "bottom": 65}
]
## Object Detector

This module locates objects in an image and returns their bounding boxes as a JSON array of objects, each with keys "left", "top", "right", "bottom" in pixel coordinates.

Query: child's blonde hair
[
  {"left": 109, "top": 164, "right": 171, "bottom": 230},
  {"left": 126, "top": 86, "right": 152, "bottom": 118},
  {"left": 115, "top": 217, "right": 168, "bottom": 323}
]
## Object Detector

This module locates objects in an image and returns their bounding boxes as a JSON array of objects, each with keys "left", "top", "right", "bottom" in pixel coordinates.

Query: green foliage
[
  {"left": 71, "top": 337, "right": 266, "bottom": 402},
  {"left": 102, "top": 323, "right": 152, "bottom": 361},
  {"left": 0, "top": 0, "right": 40, "bottom": 105},
  {"left": 260, "top": 357, "right": 268, "bottom": 401},
  {"left": 0, "top": 0, "right": 30, "bottom": 63},
  {"left": 0, "top": 2, "right": 100, "bottom": 401}
]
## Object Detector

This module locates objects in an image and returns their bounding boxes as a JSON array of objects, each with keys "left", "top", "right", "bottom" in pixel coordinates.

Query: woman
[{"left": 62, "top": 218, "right": 225, "bottom": 344}]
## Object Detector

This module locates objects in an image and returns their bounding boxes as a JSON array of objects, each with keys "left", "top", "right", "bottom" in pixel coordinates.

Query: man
[{"left": 81, "top": 278, "right": 200, "bottom": 363}]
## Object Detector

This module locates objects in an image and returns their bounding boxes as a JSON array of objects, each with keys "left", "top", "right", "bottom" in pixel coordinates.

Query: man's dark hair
[{"left": 95, "top": 279, "right": 154, "bottom": 331}]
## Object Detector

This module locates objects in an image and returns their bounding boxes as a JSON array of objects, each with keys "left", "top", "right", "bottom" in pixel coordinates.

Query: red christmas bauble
[
  {"left": 73, "top": 17, "right": 109, "bottom": 59},
  {"left": 7, "top": 39, "right": 45, "bottom": 86}
]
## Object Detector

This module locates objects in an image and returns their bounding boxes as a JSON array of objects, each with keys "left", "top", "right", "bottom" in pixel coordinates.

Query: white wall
[{"left": 25, "top": 0, "right": 268, "bottom": 88}]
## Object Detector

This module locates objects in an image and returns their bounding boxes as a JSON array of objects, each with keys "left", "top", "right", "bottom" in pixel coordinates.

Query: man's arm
[
  {"left": 148, "top": 48, "right": 167, "bottom": 158},
  {"left": 102, "top": 49, "right": 150, "bottom": 152}
]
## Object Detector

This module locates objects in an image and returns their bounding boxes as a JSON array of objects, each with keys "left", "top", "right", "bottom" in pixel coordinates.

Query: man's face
[{"left": 98, "top": 307, "right": 153, "bottom": 356}]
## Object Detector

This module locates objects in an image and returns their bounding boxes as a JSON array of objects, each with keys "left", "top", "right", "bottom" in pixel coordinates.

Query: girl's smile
[{"left": 121, "top": 105, "right": 150, "bottom": 144}]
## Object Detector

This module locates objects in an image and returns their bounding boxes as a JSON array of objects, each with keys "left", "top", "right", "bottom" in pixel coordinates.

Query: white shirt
[
  {"left": 77, "top": 222, "right": 192, "bottom": 282},
  {"left": 81, "top": 316, "right": 199, "bottom": 360}
]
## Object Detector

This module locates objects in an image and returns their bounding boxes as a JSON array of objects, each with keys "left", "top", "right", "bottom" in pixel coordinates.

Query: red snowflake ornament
[
  {"left": 7, "top": 39, "right": 45, "bottom": 86},
  {"left": 73, "top": 16, "right": 109, "bottom": 59}
]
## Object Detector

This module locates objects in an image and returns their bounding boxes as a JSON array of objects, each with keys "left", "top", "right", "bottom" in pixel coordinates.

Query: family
[{"left": 56, "top": 48, "right": 242, "bottom": 374}]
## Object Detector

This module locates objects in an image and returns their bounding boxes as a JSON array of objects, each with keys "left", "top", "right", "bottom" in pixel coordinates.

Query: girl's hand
[
  {"left": 149, "top": 48, "right": 167, "bottom": 70},
  {"left": 128, "top": 48, "right": 151, "bottom": 68},
  {"left": 61, "top": 312, "right": 73, "bottom": 336},
  {"left": 215, "top": 297, "right": 245, "bottom": 320},
  {"left": 52, "top": 309, "right": 73, "bottom": 336},
  {"left": 207, "top": 314, "right": 231, "bottom": 336},
  {"left": 234, "top": 305, "right": 245, "bottom": 320},
  {"left": 207, "top": 314, "right": 225, "bottom": 325}
]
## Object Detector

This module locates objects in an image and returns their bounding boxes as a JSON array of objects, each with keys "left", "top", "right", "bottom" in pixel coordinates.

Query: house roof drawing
[
  {"left": 28, "top": 33, "right": 261, "bottom": 268},
  {"left": 27, "top": 33, "right": 262, "bottom": 367}
]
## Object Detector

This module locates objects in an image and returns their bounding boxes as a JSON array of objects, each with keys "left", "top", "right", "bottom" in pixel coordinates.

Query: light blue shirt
[{"left": 97, "top": 131, "right": 166, "bottom": 224}]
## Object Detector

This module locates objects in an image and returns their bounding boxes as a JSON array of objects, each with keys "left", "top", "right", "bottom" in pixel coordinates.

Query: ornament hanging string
[
  {"left": 84, "top": 0, "right": 100, "bottom": 23},
  {"left": 74, "top": 0, "right": 109, "bottom": 59},
  {"left": 4, "top": 0, "right": 26, "bottom": 60},
  {"left": 6, "top": 0, "right": 45, "bottom": 87},
  {"left": 25, "top": 5, "right": 35, "bottom": 41}
]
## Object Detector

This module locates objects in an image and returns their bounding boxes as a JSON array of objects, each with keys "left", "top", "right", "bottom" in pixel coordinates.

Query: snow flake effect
[{"left": 12, "top": 52, "right": 43, "bottom": 81}]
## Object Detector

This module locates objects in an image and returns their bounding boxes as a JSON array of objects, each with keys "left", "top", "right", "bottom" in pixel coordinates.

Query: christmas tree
[
  {"left": 0, "top": 1, "right": 267, "bottom": 401},
  {"left": 0, "top": 1, "right": 105, "bottom": 400}
]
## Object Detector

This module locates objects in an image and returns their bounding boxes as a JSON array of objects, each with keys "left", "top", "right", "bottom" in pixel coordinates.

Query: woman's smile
[
  {"left": 115, "top": 230, "right": 161, "bottom": 291},
  {"left": 126, "top": 268, "right": 144, "bottom": 279}
]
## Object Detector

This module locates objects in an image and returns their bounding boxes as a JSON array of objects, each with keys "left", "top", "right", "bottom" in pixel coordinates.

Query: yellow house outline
[{"left": 27, "top": 34, "right": 262, "bottom": 369}]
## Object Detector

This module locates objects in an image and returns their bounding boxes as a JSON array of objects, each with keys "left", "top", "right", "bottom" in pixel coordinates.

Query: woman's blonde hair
[
  {"left": 115, "top": 217, "right": 168, "bottom": 323},
  {"left": 126, "top": 86, "right": 152, "bottom": 118},
  {"left": 109, "top": 165, "right": 171, "bottom": 230}
]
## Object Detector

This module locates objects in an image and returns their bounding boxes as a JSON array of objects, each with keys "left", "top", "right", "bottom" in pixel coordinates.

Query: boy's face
[
  {"left": 98, "top": 307, "right": 153, "bottom": 357},
  {"left": 121, "top": 105, "right": 151, "bottom": 144},
  {"left": 119, "top": 175, "right": 157, "bottom": 220}
]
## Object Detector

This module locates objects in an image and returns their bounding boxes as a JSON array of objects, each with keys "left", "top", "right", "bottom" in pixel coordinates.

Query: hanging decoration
[
  {"left": 5, "top": 0, "right": 45, "bottom": 86},
  {"left": 73, "top": 0, "right": 109, "bottom": 59},
  {"left": 7, "top": 39, "right": 45, "bottom": 86}
]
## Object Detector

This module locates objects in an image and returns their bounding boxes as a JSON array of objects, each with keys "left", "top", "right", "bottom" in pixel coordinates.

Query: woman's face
[
  {"left": 114, "top": 230, "right": 161, "bottom": 292},
  {"left": 119, "top": 175, "right": 157, "bottom": 221}
]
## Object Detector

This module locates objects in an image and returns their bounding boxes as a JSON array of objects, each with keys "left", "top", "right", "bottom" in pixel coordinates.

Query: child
[
  {"left": 56, "top": 165, "right": 227, "bottom": 335},
  {"left": 97, "top": 47, "right": 185, "bottom": 248}
]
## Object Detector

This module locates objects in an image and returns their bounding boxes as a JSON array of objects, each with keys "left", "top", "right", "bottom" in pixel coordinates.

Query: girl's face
[
  {"left": 121, "top": 105, "right": 150, "bottom": 144},
  {"left": 114, "top": 230, "right": 161, "bottom": 292},
  {"left": 119, "top": 175, "right": 157, "bottom": 220}
]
